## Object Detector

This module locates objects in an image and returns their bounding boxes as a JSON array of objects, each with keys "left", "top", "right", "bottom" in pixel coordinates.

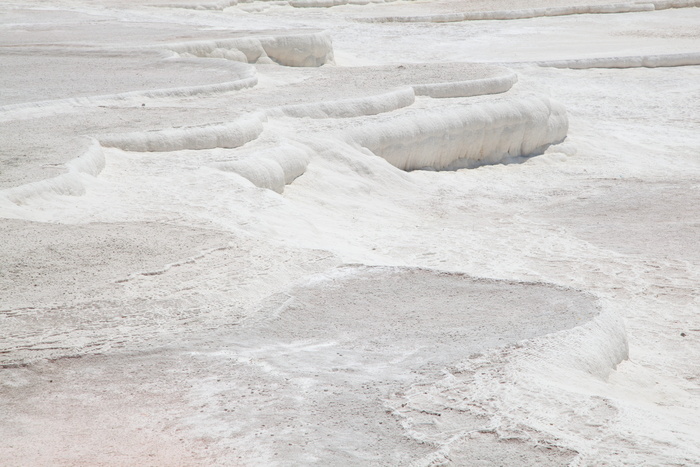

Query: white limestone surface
[
  {"left": 346, "top": 96, "right": 568, "bottom": 170},
  {"left": 1, "top": 1, "right": 699, "bottom": 466}
]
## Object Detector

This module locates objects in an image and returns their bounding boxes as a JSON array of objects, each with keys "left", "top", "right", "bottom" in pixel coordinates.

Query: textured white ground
[{"left": 1, "top": 0, "right": 699, "bottom": 466}]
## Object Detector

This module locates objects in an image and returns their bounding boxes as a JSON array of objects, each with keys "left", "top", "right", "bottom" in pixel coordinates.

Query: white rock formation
[
  {"left": 1, "top": 1, "right": 699, "bottom": 466},
  {"left": 347, "top": 96, "right": 568, "bottom": 171}
]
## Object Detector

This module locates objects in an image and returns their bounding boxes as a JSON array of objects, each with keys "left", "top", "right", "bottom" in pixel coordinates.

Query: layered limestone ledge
[
  {"left": 358, "top": 0, "right": 699, "bottom": 23},
  {"left": 269, "top": 64, "right": 517, "bottom": 119},
  {"left": 0, "top": 30, "right": 333, "bottom": 194},
  {"left": 166, "top": 31, "right": 335, "bottom": 67},
  {"left": 289, "top": 0, "right": 399, "bottom": 7},
  {"left": 0, "top": 51, "right": 257, "bottom": 110},
  {"left": 0, "top": 59, "right": 559, "bottom": 201},
  {"left": 412, "top": 70, "right": 518, "bottom": 98},
  {"left": 347, "top": 96, "right": 568, "bottom": 171},
  {"left": 213, "top": 143, "right": 312, "bottom": 194},
  {"left": 149, "top": 0, "right": 237, "bottom": 9},
  {"left": 538, "top": 51, "right": 700, "bottom": 68},
  {"left": 0, "top": 31, "right": 333, "bottom": 112},
  {"left": 97, "top": 114, "right": 266, "bottom": 152},
  {"left": 0, "top": 140, "right": 105, "bottom": 208},
  {"left": 270, "top": 87, "right": 417, "bottom": 119},
  {"left": 4, "top": 90, "right": 564, "bottom": 202},
  {"left": 0, "top": 63, "right": 525, "bottom": 198}
]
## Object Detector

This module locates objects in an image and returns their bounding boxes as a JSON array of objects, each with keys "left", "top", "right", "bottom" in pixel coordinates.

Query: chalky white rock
[{"left": 1, "top": 0, "right": 699, "bottom": 465}]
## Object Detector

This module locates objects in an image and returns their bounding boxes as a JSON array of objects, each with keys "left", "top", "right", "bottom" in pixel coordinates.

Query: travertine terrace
[{"left": 1, "top": 0, "right": 699, "bottom": 465}]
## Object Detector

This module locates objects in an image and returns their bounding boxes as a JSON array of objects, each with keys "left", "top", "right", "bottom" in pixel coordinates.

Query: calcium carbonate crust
[
  {"left": 358, "top": 0, "right": 700, "bottom": 22},
  {"left": 0, "top": 50, "right": 564, "bottom": 201}
]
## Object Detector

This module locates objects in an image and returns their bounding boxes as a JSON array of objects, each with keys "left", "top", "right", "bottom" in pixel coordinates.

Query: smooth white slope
[{"left": 1, "top": 1, "right": 699, "bottom": 466}]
